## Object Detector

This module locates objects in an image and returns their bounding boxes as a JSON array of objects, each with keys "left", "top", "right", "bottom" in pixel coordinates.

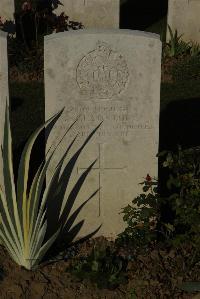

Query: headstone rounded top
[{"left": 44, "top": 29, "right": 160, "bottom": 41}]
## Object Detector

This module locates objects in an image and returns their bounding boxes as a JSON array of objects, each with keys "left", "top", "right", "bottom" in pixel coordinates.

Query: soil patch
[{"left": 0, "top": 237, "right": 199, "bottom": 298}]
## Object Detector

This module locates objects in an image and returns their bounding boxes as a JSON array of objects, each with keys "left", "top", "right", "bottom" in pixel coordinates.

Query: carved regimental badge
[{"left": 76, "top": 42, "right": 129, "bottom": 99}]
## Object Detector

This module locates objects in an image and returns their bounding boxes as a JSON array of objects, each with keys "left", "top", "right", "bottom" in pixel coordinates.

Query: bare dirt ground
[{"left": 0, "top": 236, "right": 198, "bottom": 299}]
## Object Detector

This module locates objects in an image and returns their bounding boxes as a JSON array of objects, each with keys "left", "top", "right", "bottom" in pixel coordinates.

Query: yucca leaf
[
  {"left": 29, "top": 153, "right": 69, "bottom": 251},
  {"left": 0, "top": 186, "right": 17, "bottom": 244},
  {"left": 168, "top": 25, "right": 173, "bottom": 43},
  {"left": 27, "top": 161, "right": 44, "bottom": 237},
  {"left": 0, "top": 213, "right": 22, "bottom": 264},
  {"left": 57, "top": 122, "right": 102, "bottom": 216},
  {"left": 62, "top": 219, "right": 85, "bottom": 245},
  {"left": 46, "top": 157, "right": 97, "bottom": 235},
  {"left": 28, "top": 154, "right": 53, "bottom": 238},
  {"left": 0, "top": 230, "right": 20, "bottom": 264},
  {"left": 58, "top": 121, "right": 102, "bottom": 191},
  {"left": 63, "top": 188, "right": 100, "bottom": 233},
  {"left": 44, "top": 123, "right": 102, "bottom": 241},
  {"left": 32, "top": 123, "right": 101, "bottom": 256},
  {"left": 31, "top": 228, "right": 61, "bottom": 269},
  {"left": 0, "top": 214, "right": 21, "bottom": 263},
  {"left": 0, "top": 101, "right": 101, "bottom": 270},
  {"left": 28, "top": 118, "right": 78, "bottom": 243},
  {"left": 30, "top": 134, "right": 80, "bottom": 246},
  {"left": 59, "top": 159, "right": 98, "bottom": 225},
  {"left": 29, "top": 159, "right": 64, "bottom": 252},
  {"left": 2, "top": 102, "right": 17, "bottom": 226},
  {"left": 30, "top": 209, "right": 46, "bottom": 257},
  {"left": 29, "top": 134, "right": 78, "bottom": 241},
  {"left": 0, "top": 180, "right": 23, "bottom": 256},
  {"left": 30, "top": 220, "right": 48, "bottom": 264},
  {"left": 2, "top": 102, "right": 23, "bottom": 251},
  {"left": 72, "top": 224, "right": 102, "bottom": 247},
  {"left": 45, "top": 116, "right": 80, "bottom": 161},
  {"left": 16, "top": 108, "right": 64, "bottom": 245},
  {"left": 65, "top": 221, "right": 102, "bottom": 246},
  {"left": 2, "top": 103, "right": 16, "bottom": 218},
  {"left": 44, "top": 135, "right": 79, "bottom": 212},
  {"left": 29, "top": 142, "right": 74, "bottom": 254},
  {"left": 28, "top": 144, "right": 61, "bottom": 239},
  {"left": 174, "top": 29, "right": 177, "bottom": 42},
  {"left": 49, "top": 189, "right": 101, "bottom": 258}
]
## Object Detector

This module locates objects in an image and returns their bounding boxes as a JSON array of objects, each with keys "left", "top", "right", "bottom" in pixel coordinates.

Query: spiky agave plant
[
  {"left": 0, "top": 101, "right": 101, "bottom": 270},
  {"left": 165, "top": 25, "right": 191, "bottom": 58}
]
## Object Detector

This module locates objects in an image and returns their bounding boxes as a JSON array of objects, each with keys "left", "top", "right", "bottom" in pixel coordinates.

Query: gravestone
[
  {"left": 0, "top": 31, "right": 9, "bottom": 193},
  {"left": 44, "top": 29, "right": 161, "bottom": 240},
  {"left": 0, "top": 0, "right": 15, "bottom": 21},
  {"left": 54, "top": 0, "right": 119, "bottom": 29},
  {"left": 167, "top": 0, "right": 200, "bottom": 43}
]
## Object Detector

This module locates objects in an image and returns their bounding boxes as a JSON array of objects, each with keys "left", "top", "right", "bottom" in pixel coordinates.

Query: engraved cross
[{"left": 77, "top": 143, "right": 126, "bottom": 216}]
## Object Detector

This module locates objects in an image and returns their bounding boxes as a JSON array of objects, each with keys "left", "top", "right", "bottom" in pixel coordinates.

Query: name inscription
[{"left": 62, "top": 102, "right": 153, "bottom": 139}]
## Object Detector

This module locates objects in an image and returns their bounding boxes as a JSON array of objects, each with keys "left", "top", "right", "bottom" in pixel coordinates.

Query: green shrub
[
  {"left": 116, "top": 175, "right": 160, "bottom": 249},
  {"left": 68, "top": 245, "right": 128, "bottom": 289},
  {"left": 189, "top": 41, "right": 200, "bottom": 57},
  {"left": 117, "top": 146, "right": 200, "bottom": 251},
  {"left": 1, "top": 0, "right": 84, "bottom": 75},
  {"left": 163, "top": 25, "right": 191, "bottom": 58},
  {"left": 160, "top": 147, "right": 200, "bottom": 247}
]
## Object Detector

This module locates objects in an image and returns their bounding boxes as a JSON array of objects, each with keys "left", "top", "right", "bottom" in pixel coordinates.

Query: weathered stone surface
[
  {"left": 44, "top": 29, "right": 161, "bottom": 240},
  {"left": 54, "top": 0, "right": 119, "bottom": 29},
  {"left": 167, "top": 0, "right": 200, "bottom": 43},
  {"left": 0, "top": 0, "right": 14, "bottom": 21},
  {"left": 0, "top": 31, "right": 9, "bottom": 193}
]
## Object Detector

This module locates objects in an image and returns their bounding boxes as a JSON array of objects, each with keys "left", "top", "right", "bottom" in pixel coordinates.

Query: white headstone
[
  {"left": 44, "top": 29, "right": 161, "bottom": 240},
  {"left": 54, "top": 0, "right": 119, "bottom": 29},
  {"left": 167, "top": 0, "right": 200, "bottom": 43},
  {"left": 0, "top": 30, "right": 9, "bottom": 192},
  {"left": 0, "top": 0, "right": 15, "bottom": 21}
]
